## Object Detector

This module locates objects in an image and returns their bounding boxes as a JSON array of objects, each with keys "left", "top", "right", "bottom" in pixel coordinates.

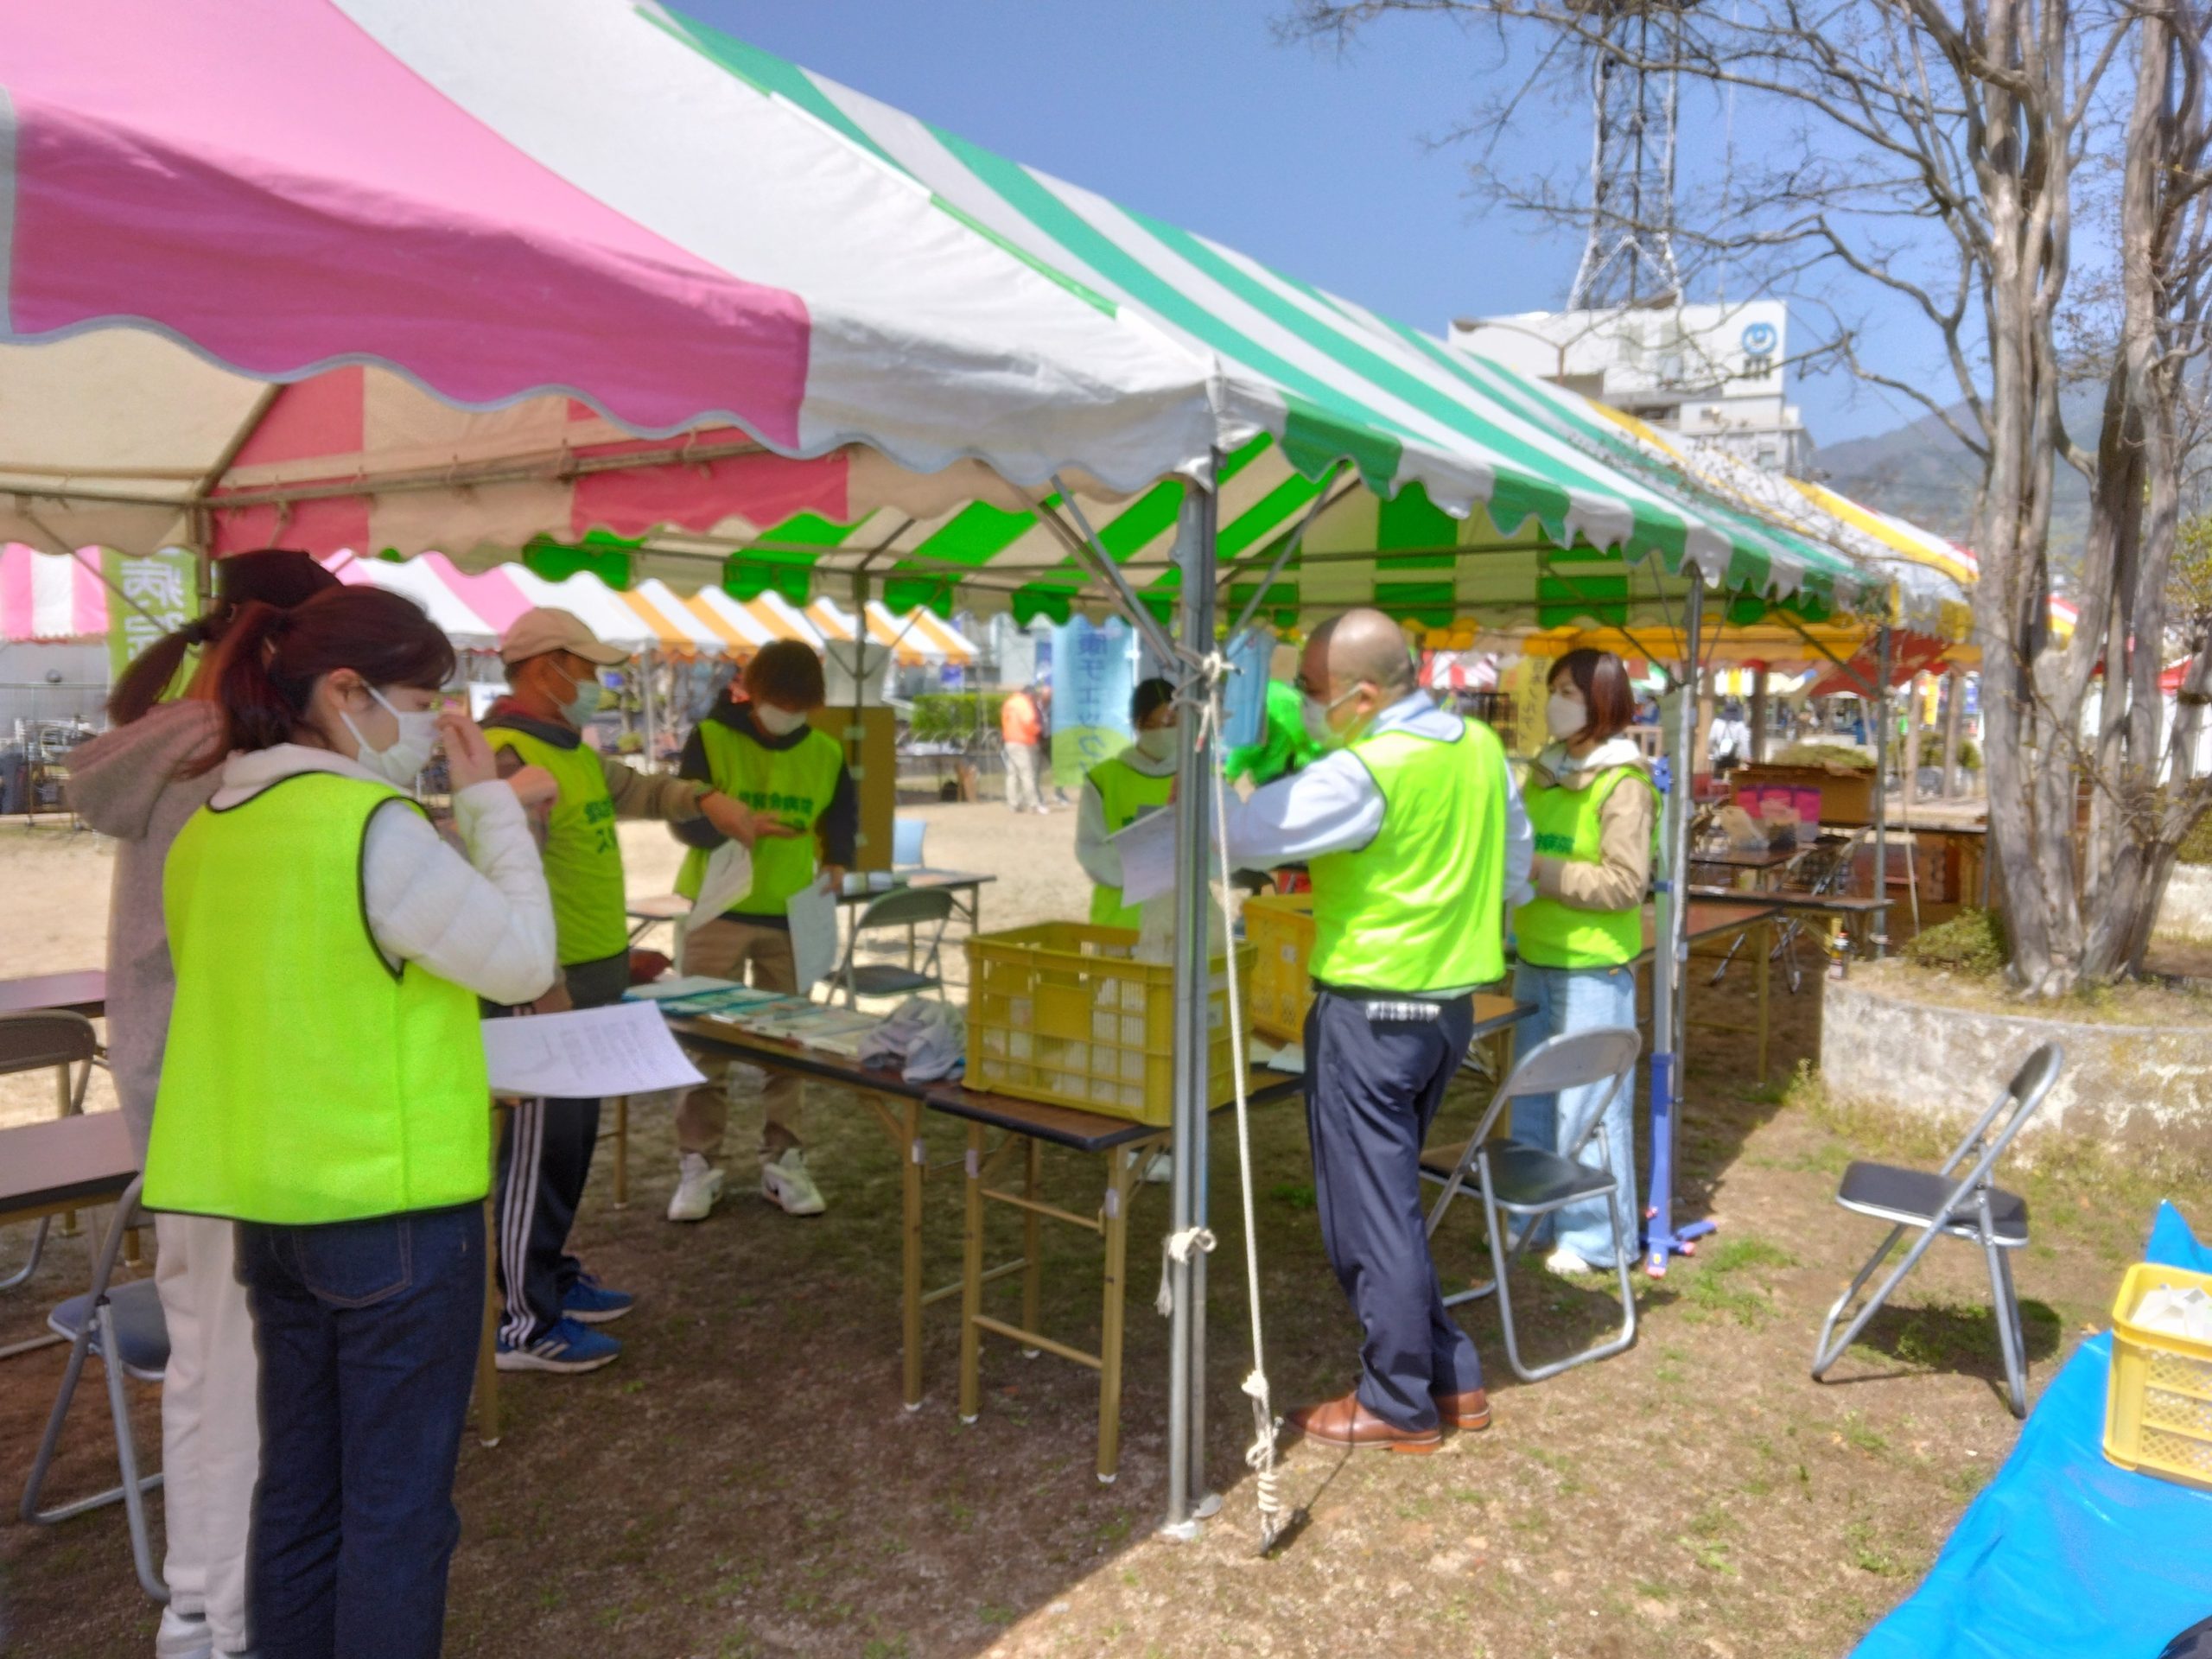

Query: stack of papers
[
  {"left": 626, "top": 977, "right": 800, "bottom": 1019},
  {"left": 481, "top": 1002, "right": 707, "bottom": 1099}
]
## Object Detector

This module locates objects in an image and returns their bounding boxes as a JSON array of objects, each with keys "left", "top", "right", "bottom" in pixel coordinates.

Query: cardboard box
[{"left": 1732, "top": 764, "right": 1873, "bottom": 827}]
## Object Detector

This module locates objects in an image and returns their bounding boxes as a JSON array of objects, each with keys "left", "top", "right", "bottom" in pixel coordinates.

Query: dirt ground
[{"left": 0, "top": 798, "right": 2190, "bottom": 1658}]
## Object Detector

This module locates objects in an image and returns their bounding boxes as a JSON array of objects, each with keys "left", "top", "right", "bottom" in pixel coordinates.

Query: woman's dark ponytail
[{"left": 107, "top": 615, "right": 218, "bottom": 727}]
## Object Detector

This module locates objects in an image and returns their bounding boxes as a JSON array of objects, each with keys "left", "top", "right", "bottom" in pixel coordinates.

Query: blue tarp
[{"left": 1853, "top": 1203, "right": 2212, "bottom": 1657}]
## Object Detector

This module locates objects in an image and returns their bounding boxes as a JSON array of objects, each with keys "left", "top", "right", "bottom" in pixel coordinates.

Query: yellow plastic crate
[
  {"left": 964, "top": 922, "right": 1255, "bottom": 1126},
  {"left": 1243, "top": 892, "right": 1315, "bottom": 1043},
  {"left": 2105, "top": 1261, "right": 2212, "bottom": 1490}
]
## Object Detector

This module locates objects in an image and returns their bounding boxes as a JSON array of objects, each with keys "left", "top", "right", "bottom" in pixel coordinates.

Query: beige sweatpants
[
  {"left": 1004, "top": 741, "right": 1042, "bottom": 812},
  {"left": 676, "top": 915, "right": 804, "bottom": 1163},
  {"left": 155, "top": 1211, "right": 260, "bottom": 1653}
]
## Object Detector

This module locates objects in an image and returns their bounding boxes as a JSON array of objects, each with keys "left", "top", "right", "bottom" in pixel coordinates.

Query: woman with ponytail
[
  {"left": 68, "top": 549, "right": 340, "bottom": 1659},
  {"left": 143, "top": 585, "right": 552, "bottom": 1658}
]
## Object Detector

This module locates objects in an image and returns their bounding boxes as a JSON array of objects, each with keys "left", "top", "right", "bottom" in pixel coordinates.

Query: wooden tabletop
[
  {"left": 665, "top": 1014, "right": 936, "bottom": 1100},
  {"left": 0, "top": 1110, "right": 137, "bottom": 1219},
  {"left": 0, "top": 969, "right": 107, "bottom": 1019},
  {"left": 1689, "top": 845, "right": 1801, "bottom": 870}
]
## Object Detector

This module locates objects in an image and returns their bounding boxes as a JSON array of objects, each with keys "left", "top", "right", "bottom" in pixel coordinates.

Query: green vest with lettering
[
  {"left": 676, "top": 720, "right": 843, "bottom": 917},
  {"left": 486, "top": 726, "right": 628, "bottom": 967},
  {"left": 1086, "top": 753, "right": 1175, "bottom": 928},
  {"left": 1514, "top": 766, "right": 1654, "bottom": 969},
  {"left": 1306, "top": 720, "right": 1508, "bottom": 994},
  {"left": 145, "top": 772, "right": 491, "bottom": 1224}
]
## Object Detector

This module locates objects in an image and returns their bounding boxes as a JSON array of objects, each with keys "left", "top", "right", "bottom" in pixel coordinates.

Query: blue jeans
[
  {"left": 1510, "top": 963, "right": 1639, "bottom": 1266},
  {"left": 236, "top": 1204, "right": 484, "bottom": 1659}
]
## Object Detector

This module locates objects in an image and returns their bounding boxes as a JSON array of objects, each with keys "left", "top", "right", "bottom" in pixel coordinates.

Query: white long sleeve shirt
[
  {"left": 1219, "top": 690, "right": 1535, "bottom": 909},
  {"left": 211, "top": 746, "right": 557, "bottom": 1007},
  {"left": 1074, "top": 743, "right": 1179, "bottom": 892}
]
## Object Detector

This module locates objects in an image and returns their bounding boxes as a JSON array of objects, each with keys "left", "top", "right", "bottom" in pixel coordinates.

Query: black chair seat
[
  {"left": 1418, "top": 1140, "right": 1616, "bottom": 1211},
  {"left": 848, "top": 966, "right": 942, "bottom": 998},
  {"left": 1836, "top": 1160, "right": 2029, "bottom": 1245},
  {"left": 48, "top": 1280, "right": 168, "bottom": 1381}
]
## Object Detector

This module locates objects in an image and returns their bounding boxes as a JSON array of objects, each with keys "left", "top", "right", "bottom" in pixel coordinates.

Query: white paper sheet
[
  {"left": 686, "top": 840, "right": 754, "bottom": 931},
  {"left": 482, "top": 1001, "right": 706, "bottom": 1099},
  {"left": 785, "top": 877, "right": 841, "bottom": 993},
  {"left": 1108, "top": 807, "right": 1179, "bottom": 906}
]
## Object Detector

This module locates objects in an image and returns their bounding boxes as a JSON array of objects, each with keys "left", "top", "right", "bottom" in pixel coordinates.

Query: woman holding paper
[
  {"left": 144, "top": 586, "right": 556, "bottom": 1659},
  {"left": 1074, "top": 677, "right": 1179, "bottom": 927},
  {"left": 668, "top": 640, "right": 858, "bottom": 1221}
]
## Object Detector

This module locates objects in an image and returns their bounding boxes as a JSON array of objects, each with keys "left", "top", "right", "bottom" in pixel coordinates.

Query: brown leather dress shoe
[
  {"left": 1284, "top": 1389, "right": 1442, "bottom": 1453},
  {"left": 1433, "top": 1387, "right": 1491, "bottom": 1431}
]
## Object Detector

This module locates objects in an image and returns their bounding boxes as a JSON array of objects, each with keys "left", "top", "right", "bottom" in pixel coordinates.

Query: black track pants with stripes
[{"left": 492, "top": 952, "right": 631, "bottom": 1349}]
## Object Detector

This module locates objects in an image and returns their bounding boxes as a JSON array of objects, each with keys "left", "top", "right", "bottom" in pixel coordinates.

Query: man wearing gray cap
[{"left": 484, "top": 607, "right": 779, "bottom": 1375}]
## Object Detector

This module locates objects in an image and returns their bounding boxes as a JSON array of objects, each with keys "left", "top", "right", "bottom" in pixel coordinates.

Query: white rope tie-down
[{"left": 1145, "top": 649, "right": 1288, "bottom": 1553}]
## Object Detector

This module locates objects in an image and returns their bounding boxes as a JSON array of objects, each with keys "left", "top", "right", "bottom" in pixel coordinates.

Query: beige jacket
[{"left": 1527, "top": 737, "right": 1655, "bottom": 913}]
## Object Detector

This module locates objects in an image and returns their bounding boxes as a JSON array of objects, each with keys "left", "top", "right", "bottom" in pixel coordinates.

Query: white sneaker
[
  {"left": 760, "top": 1147, "right": 827, "bottom": 1217},
  {"left": 1142, "top": 1150, "right": 1173, "bottom": 1185},
  {"left": 156, "top": 1608, "right": 214, "bottom": 1659},
  {"left": 666, "top": 1153, "right": 725, "bottom": 1223},
  {"left": 1544, "top": 1246, "right": 1596, "bottom": 1277}
]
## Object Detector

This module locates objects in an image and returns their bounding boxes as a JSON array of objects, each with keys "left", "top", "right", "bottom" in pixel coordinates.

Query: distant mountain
[{"left": 1808, "top": 385, "right": 2102, "bottom": 559}]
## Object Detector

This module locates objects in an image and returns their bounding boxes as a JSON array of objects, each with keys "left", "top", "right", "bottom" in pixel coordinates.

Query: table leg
[
  {"left": 901, "top": 1098, "right": 925, "bottom": 1411},
  {"left": 1021, "top": 1138, "right": 1043, "bottom": 1357},
  {"left": 476, "top": 1190, "right": 502, "bottom": 1447},
  {"left": 612, "top": 1096, "right": 629, "bottom": 1210},
  {"left": 1096, "top": 1145, "right": 1142, "bottom": 1484},
  {"left": 1756, "top": 919, "right": 1772, "bottom": 1084},
  {"left": 958, "top": 1123, "right": 986, "bottom": 1425}
]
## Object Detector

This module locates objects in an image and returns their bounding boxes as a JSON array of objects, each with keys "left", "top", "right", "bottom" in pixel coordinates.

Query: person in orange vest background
[{"left": 1001, "top": 682, "right": 1046, "bottom": 814}]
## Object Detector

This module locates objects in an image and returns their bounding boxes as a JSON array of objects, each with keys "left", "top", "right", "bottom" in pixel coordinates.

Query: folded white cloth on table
[{"left": 857, "top": 997, "right": 966, "bottom": 1083}]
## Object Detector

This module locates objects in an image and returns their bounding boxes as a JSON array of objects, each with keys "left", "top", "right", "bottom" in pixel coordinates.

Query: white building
[{"left": 1450, "top": 299, "right": 1811, "bottom": 474}]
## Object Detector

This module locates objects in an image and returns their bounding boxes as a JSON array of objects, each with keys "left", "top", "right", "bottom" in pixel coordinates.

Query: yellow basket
[
  {"left": 963, "top": 922, "right": 1255, "bottom": 1126},
  {"left": 1243, "top": 892, "right": 1315, "bottom": 1043},
  {"left": 2104, "top": 1261, "right": 2212, "bottom": 1490}
]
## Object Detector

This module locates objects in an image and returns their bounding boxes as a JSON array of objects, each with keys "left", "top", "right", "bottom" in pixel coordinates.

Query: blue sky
[{"left": 683, "top": 0, "right": 1935, "bottom": 448}]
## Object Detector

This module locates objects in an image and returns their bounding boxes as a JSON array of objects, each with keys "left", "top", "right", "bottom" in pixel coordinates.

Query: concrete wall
[{"left": 1821, "top": 965, "right": 2212, "bottom": 1147}]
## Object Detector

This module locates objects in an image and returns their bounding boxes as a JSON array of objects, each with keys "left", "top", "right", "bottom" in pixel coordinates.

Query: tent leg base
[{"left": 1643, "top": 1216, "right": 1717, "bottom": 1278}]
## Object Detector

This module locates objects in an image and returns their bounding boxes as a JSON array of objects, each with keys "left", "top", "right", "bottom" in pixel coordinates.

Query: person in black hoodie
[{"left": 666, "top": 644, "right": 858, "bottom": 1220}]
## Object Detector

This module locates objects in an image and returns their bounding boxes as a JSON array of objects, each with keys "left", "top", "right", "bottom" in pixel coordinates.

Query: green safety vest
[
  {"left": 145, "top": 772, "right": 491, "bottom": 1224},
  {"left": 1307, "top": 721, "right": 1508, "bottom": 994},
  {"left": 1515, "top": 765, "right": 1655, "bottom": 969},
  {"left": 1086, "top": 752, "right": 1175, "bottom": 928},
  {"left": 676, "top": 720, "right": 843, "bottom": 917},
  {"left": 486, "top": 726, "right": 629, "bottom": 967}
]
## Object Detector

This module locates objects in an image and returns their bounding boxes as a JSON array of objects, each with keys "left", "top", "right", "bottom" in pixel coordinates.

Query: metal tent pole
[
  {"left": 1642, "top": 577, "right": 1712, "bottom": 1274},
  {"left": 639, "top": 647, "right": 659, "bottom": 770},
  {"left": 1872, "top": 625, "right": 1892, "bottom": 957},
  {"left": 1162, "top": 478, "right": 1217, "bottom": 1537}
]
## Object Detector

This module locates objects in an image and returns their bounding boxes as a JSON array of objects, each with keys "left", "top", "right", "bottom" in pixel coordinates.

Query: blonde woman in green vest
[
  {"left": 669, "top": 640, "right": 858, "bottom": 1221},
  {"left": 145, "top": 587, "right": 556, "bottom": 1657},
  {"left": 1073, "top": 677, "right": 1178, "bottom": 928},
  {"left": 1513, "top": 646, "right": 1657, "bottom": 1277},
  {"left": 481, "top": 607, "right": 778, "bottom": 1375}
]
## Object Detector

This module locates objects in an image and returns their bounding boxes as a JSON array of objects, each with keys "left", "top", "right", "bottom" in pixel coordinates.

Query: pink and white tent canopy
[{"left": 0, "top": 546, "right": 107, "bottom": 642}]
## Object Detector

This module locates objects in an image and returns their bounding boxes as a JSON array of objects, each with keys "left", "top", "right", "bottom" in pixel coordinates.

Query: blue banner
[{"left": 1049, "top": 616, "right": 1137, "bottom": 786}]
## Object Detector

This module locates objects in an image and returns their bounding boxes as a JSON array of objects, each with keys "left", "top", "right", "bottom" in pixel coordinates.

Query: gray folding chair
[
  {"left": 21, "top": 1173, "right": 168, "bottom": 1602},
  {"left": 830, "top": 885, "right": 956, "bottom": 1008},
  {"left": 1811, "top": 1042, "right": 2062, "bottom": 1417},
  {"left": 1, "top": 1012, "right": 100, "bottom": 1335},
  {"left": 1419, "top": 1027, "right": 1644, "bottom": 1382}
]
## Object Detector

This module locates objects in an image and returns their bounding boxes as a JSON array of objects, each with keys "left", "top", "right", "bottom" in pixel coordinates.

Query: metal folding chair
[
  {"left": 1419, "top": 1027, "right": 1644, "bottom": 1382},
  {"left": 20, "top": 1173, "right": 168, "bottom": 1601},
  {"left": 0, "top": 1013, "right": 100, "bottom": 1342},
  {"left": 830, "top": 885, "right": 956, "bottom": 1008},
  {"left": 1811, "top": 1042, "right": 2063, "bottom": 1417}
]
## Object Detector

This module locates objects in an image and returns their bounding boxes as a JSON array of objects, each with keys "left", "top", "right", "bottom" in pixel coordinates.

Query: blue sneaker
[
  {"left": 495, "top": 1316, "right": 620, "bottom": 1374},
  {"left": 562, "top": 1272, "right": 633, "bottom": 1325}
]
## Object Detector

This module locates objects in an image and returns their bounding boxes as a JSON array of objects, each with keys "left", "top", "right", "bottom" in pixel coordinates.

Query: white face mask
[
  {"left": 1135, "top": 727, "right": 1178, "bottom": 762},
  {"left": 755, "top": 703, "right": 810, "bottom": 737},
  {"left": 342, "top": 684, "right": 437, "bottom": 788},
  {"left": 1545, "top": 691, "right": 1587, "bottom": 741},
  {"left": 1301, "top": 686, "right": 1359, "bottom": 751},
  {"left": 557, "top": 669, "right": 605, "bottom": 729}
]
